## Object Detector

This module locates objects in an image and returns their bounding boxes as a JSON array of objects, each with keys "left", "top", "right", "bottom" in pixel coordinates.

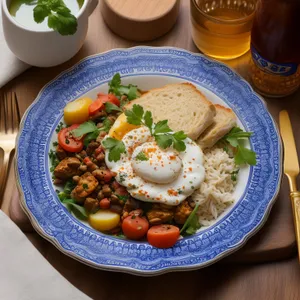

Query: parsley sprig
[
  {"left": 102, "top": 137, "right": 126, "bottom": 162},
  {"left": 125, "top": 104, "right": 187, "bottom": 152},
  {"left": 108, "top": 73, "right": 139, "bottom": 107},
  {"left": 33, "top": 0, "right": 78, "bottom": 35},
  {"left": 71, "top": 119, "right": 112, "bottom": 146},
  {"left": 221, "top": 127, "right": 256, "bottom": 166}
]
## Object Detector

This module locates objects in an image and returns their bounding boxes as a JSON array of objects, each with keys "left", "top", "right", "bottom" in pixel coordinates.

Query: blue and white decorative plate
[{"left": 16, "top": 47, "right": 282, "bottom": 275}]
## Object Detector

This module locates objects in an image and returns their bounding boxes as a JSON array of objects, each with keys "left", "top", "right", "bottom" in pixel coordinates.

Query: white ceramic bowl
[{"left": 1, "top": 0, "right": 98, "bottom": 67}]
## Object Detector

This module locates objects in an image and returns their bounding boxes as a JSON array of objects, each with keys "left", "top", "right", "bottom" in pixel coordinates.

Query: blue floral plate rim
[{"left": 15, "top": 46, "right": 282, "bottom": 276}]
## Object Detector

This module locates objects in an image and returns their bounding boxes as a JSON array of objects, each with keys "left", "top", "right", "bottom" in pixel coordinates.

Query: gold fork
[{"left": 0, "top": 92, "right": 21, "bottom": 210}]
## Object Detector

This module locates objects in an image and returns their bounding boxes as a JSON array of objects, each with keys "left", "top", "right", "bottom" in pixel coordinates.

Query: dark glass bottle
[{"left": 250, "top": 0, "right": 300, "bottom": 97}]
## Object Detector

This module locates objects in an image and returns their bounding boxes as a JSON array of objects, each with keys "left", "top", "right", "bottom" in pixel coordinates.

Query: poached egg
[{"left": 105, "top": 114, "right": 205, "bottom": 206}]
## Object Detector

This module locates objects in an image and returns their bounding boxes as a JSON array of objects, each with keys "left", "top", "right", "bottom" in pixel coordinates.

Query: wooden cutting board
[{"left": 2, "top": 0, "right": 299, "bottom": 263}]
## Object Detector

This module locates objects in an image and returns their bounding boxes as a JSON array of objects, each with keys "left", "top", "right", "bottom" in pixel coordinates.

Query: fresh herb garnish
[
  {"left": 116, "top": 195, "right": 129, "bottom": 203},
  {"left": 135, "top": 151, "right": 148, "bottom": 161},
  {"left": 82, "top": 183, "right": 88, "bottom": 190},
  {"left": 180, "top": 203, "right": 201, "bottom": 236},
  {"left": 222, "top": 127, "right": 256, "bottom": 166},
  {"left": 70, "top": 119, "right": 112, "bottom": 146},
  {"left": 118, "top": 172, "right": 127, "bottom": 183},
  {"left": 114, "top": 233, "right": 126, "bottom": 239},
  {"left": 33, "top": 0, "right": 78, "bottom": 36},
  {"left": 71, "top": 121, "right": 98, "bottom": 138},
  {"left": 64, "top": 179, "right": 76, "bottom": 194},
  {"left": 62, "top": 199, "right": 88, "bottom": 220},
  {"left": 49, "top": 149, "right": 59, "bottom": 172},
  {"left": 56, "top": 122, "right": 64, "bottom": 133},
  {"left": 56, "top": 179, "right": 76, "bottom": 200},
  {"left": 108, "top": 73, "right": 139, "bottom": 104},
  {"left": 83, "top": 119, "right": 112, "bottom": 146},
  {"left": 53, "top": 141, "right": 58, "bottom": 147},
  {"left": 125, "top": 104, "right": 187, "bottom": 152},
  {"left": 105, "top": 102, "right": 123, "bottom": 113},
  {"left": 102, "top": 137, "right": 126, "bottom": 162},
  {"left": 56, "top": 181, "right": 87, "bottom": 220},
  {"left": 231, "top": 169, "right": 240, "bottom": 181}
]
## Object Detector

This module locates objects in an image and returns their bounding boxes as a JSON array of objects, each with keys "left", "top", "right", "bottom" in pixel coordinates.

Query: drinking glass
[{"left": 191, "top": 0, "right": 257, "bottom": 60}]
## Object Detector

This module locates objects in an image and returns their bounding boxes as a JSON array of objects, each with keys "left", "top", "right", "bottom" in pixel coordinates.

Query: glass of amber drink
[{"left": 191, "top": 0, "right": 257, "bottom": 60}]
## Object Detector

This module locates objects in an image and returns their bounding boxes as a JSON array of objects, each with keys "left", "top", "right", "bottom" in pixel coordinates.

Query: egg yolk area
[{"left": 105, "top": 126, "right": 205, "bottom": 206}]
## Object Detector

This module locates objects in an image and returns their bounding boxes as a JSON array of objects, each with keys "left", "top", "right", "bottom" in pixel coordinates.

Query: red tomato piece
[
  {"left": 103, "top": 170, "right": 116, "bottom": 183},
  {"left": 88, "top": 98, "right": 104, "bottom": 115},
  {"left": 99, "top": 198, "right": 111, "bottom": 209},
  {"left": 122, "top": 215, "right": 149, "bottom": 240},
  {"left": 83, "top": 157, "right": 92, "bottom": 165},
  {"left": 147, "top": 225, "right": 180, "bottom": 248},
  {"left": 58, "top": 124, "right": 83, "bottom": 153},
  {"left": 94, "top": 146, "right": 104, "bottom": 156},
  {"left": 97, "top": 93, "right": 120, "bottom": 107}
]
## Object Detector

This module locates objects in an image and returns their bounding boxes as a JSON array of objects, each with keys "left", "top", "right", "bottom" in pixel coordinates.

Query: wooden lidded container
[{"left": 101, "top": 0, "right": 180, "bottom": 41}]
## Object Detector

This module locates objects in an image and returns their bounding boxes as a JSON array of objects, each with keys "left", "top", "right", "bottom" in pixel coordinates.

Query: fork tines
[{"left": 0, "top": 91, "right": 21, "bottom": 134}]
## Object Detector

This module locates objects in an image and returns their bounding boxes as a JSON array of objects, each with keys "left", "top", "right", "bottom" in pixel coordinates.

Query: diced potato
[
  {"left": 64, "top": 97, "right": 93, "bottom": 125},
  {"left": 89, "top": 210, "right": 120, "bottom": 232}
]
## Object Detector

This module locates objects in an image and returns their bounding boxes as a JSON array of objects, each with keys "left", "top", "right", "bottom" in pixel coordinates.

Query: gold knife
[{"left": 279, "top": 110, "right": 300, "bottom": 261}]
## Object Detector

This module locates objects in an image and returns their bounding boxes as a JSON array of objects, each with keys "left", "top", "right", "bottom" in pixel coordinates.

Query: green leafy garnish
[
  {"left": 102, "top": 137, "right": 126, "bottom": 162},
  {"left": 105, "top": 102, "right": 123, "bottom": 113},
  {"left": 231, "top": 169, "right": 239, "bottom": 181},
  {"left": 56, "top": 121, "right": 64, "bottom": 133},
  {"left": 81, "top": 119, "right": 112, "bottom": 146},
  {"left": 125, "top": 104, "right": 187, "bottom": 153},
  {"left": 222, "top": 127, "right": 256, "bottom": 166},
  {"left": 116, "top": 195, "right": 129, "bottom": 203},
  {"left": 108, "top": 73, "right": 139, "bottom": 104},
  {"left": 71, "top": 121, "right": 98, "bottom": 138},
  {"left": 56, "top": 179, "right": 76, "bottom": 200},
  {"left": 118, "top": 172, "right": 127, "bottom": 183},
  {"left": 33, "top": 0, "right": 77, "bottom": 36},
  {"left": 62, "top": 199, "right": 88, "bottom": 220},
  {"left": 124, "top": 104, "right": 144, "bottom": 125},
  {"left": 180, "top": 204, "right": 201, "bottom": 236},
  {"left": 49, "top": 149, "right": 59, "bottom": 172},
  {"left": 114, "top": 233, "right": 126, "bottom": 239},
  {"left": 56, "top": 181, "right": 87, "bottom": 220},
  {"left": 135, "top": 151, "right": 149, "bottom": 161}
]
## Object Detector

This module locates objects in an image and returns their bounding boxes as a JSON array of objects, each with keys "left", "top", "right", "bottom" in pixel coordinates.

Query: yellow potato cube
[
  {"left": 89, "top": 210, "right": 120, "bottom": 232},
  {"left": 64, "top": 97, "right": 93, "bottom": 125}
]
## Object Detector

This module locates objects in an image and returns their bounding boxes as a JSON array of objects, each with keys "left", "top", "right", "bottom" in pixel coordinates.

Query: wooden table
[{"left": 2, "top": 1, "right": 300, "bottom": 299}]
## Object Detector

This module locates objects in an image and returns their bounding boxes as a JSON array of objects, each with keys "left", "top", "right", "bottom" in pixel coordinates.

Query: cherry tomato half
[
  {"left": 97, "top": 93, "right": 120, "bottom": 107},
  {"left": 88, "top": 98, "right": 104, "bottom": 115},
  {"left": 58, "top": 124, "right": 83, "bottom": 153},
  {"left": 147, "top": 225, "right": 180, "bottom": 248},
  {"left": 122, "top": 215, "right": 149, "bottom": 240}
]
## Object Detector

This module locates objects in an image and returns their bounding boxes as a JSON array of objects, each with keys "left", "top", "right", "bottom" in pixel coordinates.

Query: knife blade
[{"left": 279, "top": 110, "right": 299, "bottom": 191}]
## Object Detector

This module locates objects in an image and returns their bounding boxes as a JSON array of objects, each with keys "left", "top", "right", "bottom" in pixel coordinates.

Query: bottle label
[{"left": 251, "top": 45, "right": 298, "bottom": 76}]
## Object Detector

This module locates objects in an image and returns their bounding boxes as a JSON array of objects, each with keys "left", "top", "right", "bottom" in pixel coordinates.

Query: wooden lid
[{"left": 101, "top": 0, "right": 180, "bottom": 41}]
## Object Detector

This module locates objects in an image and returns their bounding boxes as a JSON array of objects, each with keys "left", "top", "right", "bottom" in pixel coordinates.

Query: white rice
[{"left": 191, "top": 147, "right": 236, "bottom": 226}]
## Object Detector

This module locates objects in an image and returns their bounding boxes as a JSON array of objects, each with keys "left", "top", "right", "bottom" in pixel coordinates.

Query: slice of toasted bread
[
  {"left": 197, "top": 104, "right": 237, "bottom": 149},
  {"left": 126, "top": 83, "right": 216, "bottom": 140}
]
